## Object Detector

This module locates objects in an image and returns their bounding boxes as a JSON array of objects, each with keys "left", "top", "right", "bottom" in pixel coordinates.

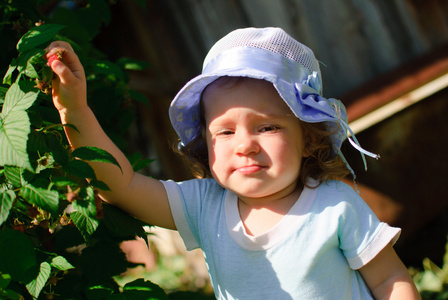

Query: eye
[
  {"left": 260, "top": 125, "right": 280, "bottom": 132},
  {"left": 216, "top": 129, "right": 234, "bottom": 136}
]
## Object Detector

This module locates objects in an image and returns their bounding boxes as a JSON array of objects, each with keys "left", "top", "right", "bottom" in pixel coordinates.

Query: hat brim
[{"left": 169, "top": 47, "right": 334, "bottom": 146}]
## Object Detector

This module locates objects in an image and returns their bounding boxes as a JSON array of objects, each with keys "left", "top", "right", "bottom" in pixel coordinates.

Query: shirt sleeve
[
  {"left": 333, "top": 181, "right": 401, "bottom": 270},
  {"left": 161, "top": 180, "right": 200, "bottom": 250}
]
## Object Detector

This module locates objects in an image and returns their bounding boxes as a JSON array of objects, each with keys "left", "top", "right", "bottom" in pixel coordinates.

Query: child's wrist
[{"left": 58, "top": 105, "right": 91, "bottom": 124}]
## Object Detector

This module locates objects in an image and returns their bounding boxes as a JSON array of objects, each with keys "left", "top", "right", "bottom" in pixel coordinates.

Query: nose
[{"left": 235, "top": 130, "right": 260, "bottom": 155}]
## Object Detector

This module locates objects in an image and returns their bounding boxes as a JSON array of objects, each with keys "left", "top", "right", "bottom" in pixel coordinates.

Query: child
[{"left": 47, "top": 27, "right": 420, "bottom": 299}]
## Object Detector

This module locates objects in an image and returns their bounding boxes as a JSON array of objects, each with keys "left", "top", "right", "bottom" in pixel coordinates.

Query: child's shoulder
[
  {"left": 317, "top": 179, "right": 357, "bottom": 194},
  {"left": 314, "top": 179, "right": 363, "bottom": 206}
]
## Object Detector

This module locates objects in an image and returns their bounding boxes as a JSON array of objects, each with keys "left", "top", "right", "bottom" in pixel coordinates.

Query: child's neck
[{"left": 237, "top": 184, "right": 303, "bottom": 236}]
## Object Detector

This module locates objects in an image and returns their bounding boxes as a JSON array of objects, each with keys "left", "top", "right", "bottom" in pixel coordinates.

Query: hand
[{"left": 46, "top": 41, "right": 87, "bottom": 113}]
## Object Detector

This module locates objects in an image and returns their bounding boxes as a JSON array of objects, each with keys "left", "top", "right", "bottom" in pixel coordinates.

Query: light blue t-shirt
[{"left": 162, "top": 178, "right": 401, "bottom": 299}]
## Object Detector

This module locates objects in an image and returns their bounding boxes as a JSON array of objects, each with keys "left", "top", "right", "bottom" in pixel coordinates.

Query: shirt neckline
[{"left": 225, "top": 178, "right": 318, "bottom": 251}]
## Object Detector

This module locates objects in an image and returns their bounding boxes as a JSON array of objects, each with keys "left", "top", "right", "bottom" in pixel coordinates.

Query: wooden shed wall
[{"left": 144, "top": 0, "right": 448, "bottom": 97}]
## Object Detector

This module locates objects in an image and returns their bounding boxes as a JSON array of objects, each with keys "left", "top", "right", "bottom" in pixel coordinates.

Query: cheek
[
  {"left": 206, "top": 138, "right": 219, "bottom": 172},
  {"left": 270, "top": 139, "right": 303, "bottom": 168}
]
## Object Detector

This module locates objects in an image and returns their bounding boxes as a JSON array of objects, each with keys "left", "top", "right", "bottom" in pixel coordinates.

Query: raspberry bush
[{"left": 0, "top": 1, "right": 175, "bottom": 299}]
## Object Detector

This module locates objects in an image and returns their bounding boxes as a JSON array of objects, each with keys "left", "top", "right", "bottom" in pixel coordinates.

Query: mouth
[{"left": 234, "top": 165, "right": 265, "bottom": 175}]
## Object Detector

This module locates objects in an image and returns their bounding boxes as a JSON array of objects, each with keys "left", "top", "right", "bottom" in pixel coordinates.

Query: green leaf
[
  {"left": 102, "top": 205, "right": 147, "bottom": 242},
  {"left": 17, "top": 24, "right": 65, "bottom": 53},
  {"left": 4, "top": 166, "right": 27, "bottom": 187},
  {"left": 20, "top": 184, "right": 59, "bottom": 215},
  {"left": 0, "top": 273, "right": 11, "bottom": 290},
  {"left": 73, "top": 197, "right": 97, "bottom": 219},
  {"left": 72, "top": 146, "right": 122, "bottom": 172},
  {"left": 0, "top": 229, "right": 38, "bottom": 283},
  {"left": 116, "top": 57, "right": 150, "bottom": 71},
  {"left": 3, "top": 59, "right": 17, "bottom": 85},
  {"left": 122, "top": 279, "right": 168, "bottom": 299},
  {"left": 85, "top": 283, "right": 115, "bottom": 299},
  {"left": 71, "top": 211, "right": 99, "bottom": 241},
  {"left": 91, "top": 61, "right": 125, "bottom": 81},
  {"left": 50, "top": 256, "right": 74, "bottom": 271},
  {"left": 128, "top": 152, "right": 154, "bottom": 171},
  {"left": 129, "top": 89, "right": 150, "bottom": 106},
  {"left": 90, "top": 180, "right": 110, "bottom": 191},
  {"left": 80, "top": 241, "right": 129, "bottom": 283},
  {"left": 0, "top": 110, "right": 32, "bottom": 170},
  {"left": 52, "top": 176, "right": 78, "bottom": 187},
  {"left": 0, "top": 188, "right": 15, "bottom": 226},
  {"left": 0, "top": 86, "right": 7, "bottom": 103},
  {"left": 26, "top": 261, "right": 51, "bottom": 298},
  {"left": 0, "top": 289, "right": 23, "bottom": 300},
  {"left": 16, "top": 48, "right": 42, "bottom": 75},
  {"left": 39, "top": 122, "right": 79, "bottom": 133},
  {"left": 2, "top": 82, "right": 37, "bottom": 115},
  {"left": 47, "top": 133, "right": 70, "bottom": 167},
  {"left": 24, "top": 58, "right": 39, "bottom": 79},
  {"left": 65, "top": 159, "right": 96, "bottom": 179},
  {"left": 0, "top": 83, "right": 38, "bottom": 170}
]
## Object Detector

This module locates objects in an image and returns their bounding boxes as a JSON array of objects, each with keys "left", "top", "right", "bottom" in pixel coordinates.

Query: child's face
[{"left": 202, "top": 78, "right": 306, "bottom": 202}]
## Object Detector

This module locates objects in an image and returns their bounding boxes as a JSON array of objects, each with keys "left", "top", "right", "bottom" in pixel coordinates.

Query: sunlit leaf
[
  {"left": 26, "top": 262, "right": 51, "bottom": 298},
  {"left": 4, "top": 166, "right": 26, "bottom": 187},
  {"left": 0, "top": 188, "right": 15, "bottom": 226},
  {"left": 17, "top": 24, "right": 65, "bottom": 52},
  {"left": 52, "top": 176, "right": 77, "bottom": 187},
  {"left": 0, "top": 110, "right": 32, "bottom": 170},
  {"left": 0, "top": 83, "right": 38, "bottom": 170},
  {"left": 85, "top": 284, "right": 115, "bottom": 298},
  {"left": 50, "top": 256, "right": 74, "bottom": 271},
  {"left": 2, "top": 59, "right": 17, "bottom": 85},
  {"left": 2, "top": 82, "right": 37, "bottom": 116},
  {"left": 73, "top": 197, "right": 97, "bottom": 219},
  {"left": 122, "top": 279, "right": 168, "bottom": 299},
  {"left": 20, "top": 184, "right": 59, "bottom": 215},
  {"left": 71, "top": 211, "right": 99, "bottom": 241}
]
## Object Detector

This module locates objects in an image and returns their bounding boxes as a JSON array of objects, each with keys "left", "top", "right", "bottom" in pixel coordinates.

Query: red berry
[
  {"left": 47, "top": 50, "right": 64, "bottom": 66},
  {"left": 47, "top": 54, "right": 60, "bottom": 66}
]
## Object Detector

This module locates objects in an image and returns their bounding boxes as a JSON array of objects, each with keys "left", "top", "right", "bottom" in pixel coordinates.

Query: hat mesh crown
[{"left": 203, "top": 27, "right": 321, "bottom": 77}]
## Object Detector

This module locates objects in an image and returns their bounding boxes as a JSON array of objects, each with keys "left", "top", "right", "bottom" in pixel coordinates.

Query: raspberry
[{"left": 47, "top": 50, "right": 64, "bottom": 66}]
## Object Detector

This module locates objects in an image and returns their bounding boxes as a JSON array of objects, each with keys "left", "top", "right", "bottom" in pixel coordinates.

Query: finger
[
  {"left": 50, "top": 59, "right": 78, "bottom": 86},
  {"left": 46, "top": 48, "right": 85, "bottom": 82},
  {"left": 46, "top": 43, "right": 83, "bottom": 73},
  {"left": 45, "top": 41, "right": 73, "bottom": 53}
]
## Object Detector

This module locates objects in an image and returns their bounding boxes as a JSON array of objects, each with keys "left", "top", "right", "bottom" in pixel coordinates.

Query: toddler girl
[{"left": 47, "top": 27, "right": 420, "bottom": 299}]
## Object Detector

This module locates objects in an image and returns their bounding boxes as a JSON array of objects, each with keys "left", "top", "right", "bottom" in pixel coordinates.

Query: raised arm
[{"left": 47, "top": 41, "right": 175, "bottom": 229}]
